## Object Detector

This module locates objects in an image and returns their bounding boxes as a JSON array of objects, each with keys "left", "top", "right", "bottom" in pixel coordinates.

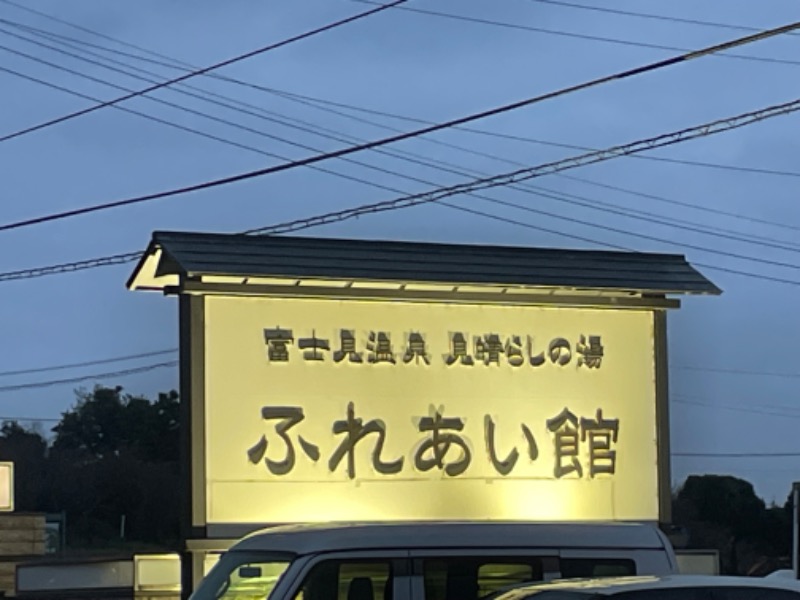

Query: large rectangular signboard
[{"left": 199, "top": 295, "right": 659, "bottom": 525}]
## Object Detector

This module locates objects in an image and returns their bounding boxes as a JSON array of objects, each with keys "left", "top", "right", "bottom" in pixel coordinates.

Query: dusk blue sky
[{"left": 1, "top": 0, "right": 799, "bottom": 503}]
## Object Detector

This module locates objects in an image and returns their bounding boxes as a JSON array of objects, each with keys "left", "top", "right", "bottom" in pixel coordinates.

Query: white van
[{"left": 190, "top": 521, "right": 678, "bottom": 600}]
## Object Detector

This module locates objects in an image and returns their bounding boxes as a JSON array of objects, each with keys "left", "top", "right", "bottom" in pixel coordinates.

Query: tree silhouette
[{"left": 0, "top": 385, "right": 180, "bottom": 549}]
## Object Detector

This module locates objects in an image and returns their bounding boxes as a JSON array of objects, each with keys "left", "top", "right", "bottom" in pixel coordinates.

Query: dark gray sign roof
[{"left": 128, "top": 230, "right": 721, "bottom": 296}]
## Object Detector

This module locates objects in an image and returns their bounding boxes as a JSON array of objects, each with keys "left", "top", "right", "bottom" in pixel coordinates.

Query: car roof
[
  {"left": 229, "top": 521, "right": 669, "bottom": 555},
  {"left": 497, "top": 575, "right": 800, "bottom": 598}
]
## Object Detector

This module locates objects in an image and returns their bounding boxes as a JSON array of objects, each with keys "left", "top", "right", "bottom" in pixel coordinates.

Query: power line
[
  {"left": 439, "top": 127, "right": 800, "bottom": 180},
  {"left": 269, "top": 88, "right": 800, "bottom": 180},
  {"left": 674, "top": 365, "right": 800, "bottom": 379},
  {"left": 0, "top": 348, "right": 178, "bottom": 378},
  {"left": 352, "top": 0, "right": 800, "bottom": 67},
  {"left": 6, "top": 37, "right": 800, "bottom": 267},
  {"left": 381, "top": 139, "right": 800, "bottom": 273},
  {"left": 0, "top": 20, "right": 388, "bottom": 151},
  {"left": 1, "top": 22, "right": 798, "bottom": 234},
  {"left": 1, "top": 11, "right": 800, "bottom": 278},
  {"left": 438, "top": 199, "right": 628, "bottom": 249},
  {"left": 454, "top": 188, "right": 800, "bottom": 270},
  {"left": 244, "top": 98, "right": 800, "bottom": 237},
  {"left": 0, "top": 0, "right": 406, "bottom": 143},
  {"left": 0, "top": 42, "right": 427, "bottom": 198},
  {"left": 674, "top": 451, "right": 800, "bottom": 458},
  {"left": 674, "top": 393, "right": 800, "bottom": 415},
  {"left": 228, "top": 72, "right": 800, "bottom": 236},
  {"left": 529, "top": 0, "right": 800, "bottom": 37},
  {"left": 0, "top": 0, "right": 195, "bottom": 62},
  {"left": 6, "top": 10, "right": 800, "bottom": 183},
  {"left": 0, "top": 250, "right": 142, "bottom": 282},
  {"left": 672, "top": 396, "right": 800, "bottom": 421},
  {"left": 559, "top": 174, "right": 800, "bottom": 235},
  {"left": 0, "top": 361, "right": 178, "bottom": 393},
  {"left": 11, "top": 34, "right": 671, "bottom": 255},
  {"left": 527, "top": 186, "right": 800, "bottom": 252},
  {"left": 325, "top": 103, "right": 800, "bottom": 239},
  {"left": 271, "top": 83, "right": 800, "bottom": 250},
  {"left": 10, "top": 18, "right": 798, "bottom": 252},
  {"left": 438, "top": 196, "right": 800, "bottom": 287},
  {"left": 407, "top": 146, "right": 800, "bottom": 256},
  {"left": 0, "top": 416, "right": 60, "bottom": 423},
  {"left": 2, "top": 95, "right": 800, "bottom": 286}
]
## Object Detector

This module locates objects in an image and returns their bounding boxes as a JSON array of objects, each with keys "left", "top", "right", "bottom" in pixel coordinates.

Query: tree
[
  {"left": 47, "top": 386, "right": 181, "bottom": 548},
  {"left": 52, "top": 386, "right": 179, "bottom": 463},
  {"left": 675, "top": 475, "right": 765, "bottom": 537},
  {"left": 672, "top": 474, "right": 787, "bottom": 575}
]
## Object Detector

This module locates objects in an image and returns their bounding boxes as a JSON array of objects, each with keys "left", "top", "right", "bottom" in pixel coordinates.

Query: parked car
[
  {"left": 189, "top": 521, "right": 679, "bottom": 600},
  {"left": 488, "top": 574, "right": 800, "bottom": 600},
  {"left": 767, "top": 571, "right": 796, "bottom": 580}
]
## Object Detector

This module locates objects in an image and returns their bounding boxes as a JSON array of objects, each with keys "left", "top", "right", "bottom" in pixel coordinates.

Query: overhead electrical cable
[
  {"left": 674, "top": 400, "right": 800, "bottom": 421},
  {"left": 558, "top": 174, "right": 800, "bottom": 234},
  {"left": 4, "top": 12, "right": 799, "bottom": 181},
  {"left": 0, "top": 361, "right": 178, "bottom": 393},
  {"left": 0, "top": 348, "right": 178, "bottom": 378},
  {"left": 1, "top": 96, "right": 800, "bottom": 285},
  {"left": 2, "top": 17, "right": 799, "bottom": 277},
  {"left": 0, "top": 40, "right": 443, "bottom": 196},
  {"left": 352, "top": 0, "right": 800, "bottom": 66},
  {"left": 5, "top": 24, "right": 798, "bottom": 252},
  {"left": 679, "top": 394, "right": 800, "bottom": 414},
  {"left": 478, "top": 188, "right": 800, "bottom": 263},
  {"left": 0, "top": 64, "right": 415, "bottom": 198},
  {"left": 261, "top": 87, "right": 800, "bottom": 180},
  {"left": 673, "top": 451, "right": 800, "bottom": 458},
  {"left": 238, "top": 85, "right": 800, "bottom": 233},
  {"left": 250, "top": 83, "right": 800, "bottom": 237},
  {"left": 674, "top": 365, "right": 800, "bottom": 379},
  {"left": 0, "top": 0, "right": 204, "bottom": 60},
  {"left": 528, "top": 0, "right": 800, "bottom": 36},
  {"left": 0, "top": 0, "right": 406, "bottom": 143},
  {"left": 0, "top": 20, "right": 399, "bottom": 148},
  {"left": 1, "top": 21, "right": 798, "bottom": 233},
  {"left": 0, "top": 416, "right": 60, "bottom": 423},
  {"left": 239, "top": 98, "right": 800, "bottom": 238},
  {"left": 378, "top": 139, "right": 800, "bottom": 254},
  {"left": 435, "top": 198, "right": 800, "bottom": 287},
  {"left": 3, "top": 27, "right": 581, "bottom": 208}
]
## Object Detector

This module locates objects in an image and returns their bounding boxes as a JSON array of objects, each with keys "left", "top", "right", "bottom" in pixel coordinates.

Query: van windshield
[{"left": 190, "top": 551, "right": 295, "bottom": 600}]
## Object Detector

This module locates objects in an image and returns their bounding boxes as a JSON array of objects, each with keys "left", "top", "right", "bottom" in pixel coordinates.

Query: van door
[
  {"left": 279, "top": 551, "right": 412, "bottom": 600},
  {"left": 408, "top": 549, "right": 561, "bottom": 600}
]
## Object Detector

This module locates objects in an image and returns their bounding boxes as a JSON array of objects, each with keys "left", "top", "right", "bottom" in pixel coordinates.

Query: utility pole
[{"left": 794, "top": 482, "right": 800, "bottom": 579}]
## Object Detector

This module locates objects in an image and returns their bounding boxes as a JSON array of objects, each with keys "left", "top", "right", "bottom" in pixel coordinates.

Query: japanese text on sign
[
  {"left": 263, "top": 328, "right": 604, "bottom": 368},
  {"left": 247, "top": 404, "right": 619, "bottom": 480}
]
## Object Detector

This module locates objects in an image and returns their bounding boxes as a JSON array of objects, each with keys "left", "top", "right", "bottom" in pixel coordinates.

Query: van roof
[{"left": 230, "top": 522, "right": 669, "bottom": 555}]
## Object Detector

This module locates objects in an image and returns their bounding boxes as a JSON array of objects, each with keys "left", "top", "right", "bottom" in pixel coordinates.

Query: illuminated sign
[
  {"left": 202, "top": 295, "right": 659, "bottom": 525},
  {"left": 0, "top": 462, "right": 13, "bottom": 512}
]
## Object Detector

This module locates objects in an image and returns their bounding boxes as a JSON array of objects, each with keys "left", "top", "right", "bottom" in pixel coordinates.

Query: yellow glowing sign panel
[
  {"left": 203, "top": 296, "right": 658, "bottom": 524},
  {"left": 0, "top": 462, "right": 13, "bottom": 512}
]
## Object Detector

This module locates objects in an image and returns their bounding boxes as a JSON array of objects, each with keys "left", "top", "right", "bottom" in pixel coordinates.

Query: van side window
[
  {"left": 211, "top": 559, "right": 291, "bottom": 600},
  {"left": 422, "top": 558, "right": 546, "bottom": 600},
  {"left": 294, "top": 561, "right": 393, "bottom": 600},
  {"left": 559, "top": 558, "right": 636, "bottom": 578}
]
